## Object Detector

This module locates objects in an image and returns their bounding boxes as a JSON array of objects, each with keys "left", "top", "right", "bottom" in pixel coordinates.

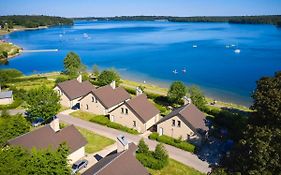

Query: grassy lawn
[
  {"left": 71, "top": 110, "right": 96, "bottom": 121},
  {"left": 77, "top": 127, "right": 115, "bottom": 154},
  {"left": 148, "top": 159, "right": 204, "bottom": 175}
]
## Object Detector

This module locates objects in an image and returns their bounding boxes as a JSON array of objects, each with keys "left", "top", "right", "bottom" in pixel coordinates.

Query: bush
[
  {"left": 89, "top": 115, "right": 139, "bottom": 135},
  {"left": 136, "top": 153, "right": 167, "bottom": 170},
  {"left": 137, "top": 139, "right": 149, "bottom": 154},
  {"left": 148, "top": 132, "right": 195, "bottom": 153}
]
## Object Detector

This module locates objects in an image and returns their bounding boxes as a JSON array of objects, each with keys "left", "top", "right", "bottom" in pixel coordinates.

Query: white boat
[
  {"left": 83, "top": 33, "right": 89, "bottom": 38},
  {"left": 59, "top": 34, "right": 63, "bottom": 38},
  {"left": 193, "top": 45, "right": 197, "bottom": 48},
  {"left": 231, "top": 44, "right": 236, "bottom": 47},
  {"left": 173, "top": 70, "right": 178, "bottom": 74},
  {"left": 225, "top": 45, "right": 230, "bottom": 48},
  {"left": 182, "top": 68, "right": 187, "bottom": 73},
  {"left": 234, "top": 49, "right": 241, "bottom": 54}
]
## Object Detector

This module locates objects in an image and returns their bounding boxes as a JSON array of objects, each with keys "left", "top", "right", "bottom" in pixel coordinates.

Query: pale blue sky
[{"left": 0, "top": 0, "right": 281, "bottom": 17}]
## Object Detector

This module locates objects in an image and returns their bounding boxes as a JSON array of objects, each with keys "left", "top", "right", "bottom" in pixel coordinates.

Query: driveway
[{"left": 57, "top": 113, "right": 211, "bottom": 174}]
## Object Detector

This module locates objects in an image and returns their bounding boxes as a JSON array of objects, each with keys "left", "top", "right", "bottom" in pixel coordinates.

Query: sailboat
[{"left": 172, "top": 69, "right": 178, "bottom": 74}]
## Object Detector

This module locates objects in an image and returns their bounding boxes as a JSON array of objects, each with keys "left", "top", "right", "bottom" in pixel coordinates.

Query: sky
[{"left": 0, "top": 0, "right": 281, "bottom": 17}]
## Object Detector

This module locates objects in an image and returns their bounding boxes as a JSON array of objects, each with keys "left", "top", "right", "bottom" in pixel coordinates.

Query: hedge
[
  {"left": 148, "top": 132, "right": 195, "bottom": 153},
  {"left": 90, "top": 115, "right": 139, "bottom": 135},
  {"left": 136, "top": 153, "right": 168, "bottom": 170}
]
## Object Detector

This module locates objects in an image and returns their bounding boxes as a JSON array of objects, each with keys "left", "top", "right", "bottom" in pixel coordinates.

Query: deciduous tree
[
  {"left": 167, "top": 81, "right": 187, "bottom": 104},
  {"left": 97, "top": 69, "right": 120, "bottom": 86},
  {"left": 25, "top": 85, "right": 60, "bottom": 121}
]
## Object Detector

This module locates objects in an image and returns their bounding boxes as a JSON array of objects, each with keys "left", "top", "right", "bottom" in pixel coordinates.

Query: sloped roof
[
  {"left": 82, "top": 143, "right": 149, "bottom": 175},
  {"left": 7, "top": 125, "right": 87, "bottom": 154},
  {"left": 125, "top": 94, "right": 160, "bottom": 123},
  {"left": 84, "top": 85, "right": 131, "bottom": 109},
  {"left": 57, "top": 79, "right": 95, "bottom": 100},
  {"left": 158, "top": 103, "right": 208, "bottom": 132},
  {"left": 0, "top": 91, "right": 13, "bottom": 99}
]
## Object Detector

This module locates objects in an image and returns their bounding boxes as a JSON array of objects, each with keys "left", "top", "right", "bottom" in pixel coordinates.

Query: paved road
[{"left": 57, "top": 114, "right": 211, "bottom": 174}]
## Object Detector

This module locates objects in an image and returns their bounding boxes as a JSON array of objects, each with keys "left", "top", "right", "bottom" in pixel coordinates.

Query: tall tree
[
  {"left": 63, "top": 52, "right": 85, "bottom": 75},
  {"left": 224, "top": 71, "right": 281, "bottom": 174},
  {"left": 188, "top": 86, "right": 207, "bottom": 110},
  {"left": 92, "top": 64, "right": 99, "bottom": 77},
  {"left": 0, "top": 114, "right": 30, "bottom": 147},
  {"left": 25, "top": 85, "right": 60, "bottom": 121},
  {"left": 167, "top": 81, "right": 187, "bottom": 104},
  {"left": 137, "top": 139, "right": 149, "bottom": 154},
  {"left": 0, "top": 144, "right": 70, "bottom": 175},
  {"left": 97, "top": 69, "right": 121, "bottom": 86}
]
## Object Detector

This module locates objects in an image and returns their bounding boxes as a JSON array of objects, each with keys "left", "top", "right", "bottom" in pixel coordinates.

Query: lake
[{"left": 1, "top": 20, "right": 281, "bottom": 106}]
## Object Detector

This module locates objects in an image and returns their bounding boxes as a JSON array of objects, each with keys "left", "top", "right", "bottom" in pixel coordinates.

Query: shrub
[
  {"left": 136, "top": 153, "right": 167, "bottom": 170},
  {"left": 153, "top": 144, "right": 168, "bottom": 162},
  {"left": 89, "top": 115, "right": 139, "bottom": 135},
  {"left": 148, "top": 132, "right": 195, "bottom": 153},
  {"left": 137, "top": 139, "right": 149, "bottom": 154}
]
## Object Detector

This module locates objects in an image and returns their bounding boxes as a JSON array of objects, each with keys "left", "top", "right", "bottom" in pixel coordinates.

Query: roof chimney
[
  {"left": 183, "top": 96, "right": 192, "bottom": 105},
  {"left": 0, "top": 85, "right": 1, "bottom": 92},
  {"left": 50, "top": 116, "right": 60, "bottom": 132},
  {"left": 136, "top": 87, "right": 143, "bottom": 96},
  {"left": 110, "top": 81, "right": 116, "bottom": 89},
  {"left": 77, "top": 74, "right": 82, "bottom": 83},
  {"left": 117, "top": 135, "right": 129, "bottom": 152}
]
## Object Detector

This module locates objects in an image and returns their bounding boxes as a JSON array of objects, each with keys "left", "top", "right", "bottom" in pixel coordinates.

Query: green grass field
[
  {"left": 77, "top": 127, "right": 115, "bottom": 154},
  {"left": 148, "top": 159, "right": 205, "bottom": 175}
]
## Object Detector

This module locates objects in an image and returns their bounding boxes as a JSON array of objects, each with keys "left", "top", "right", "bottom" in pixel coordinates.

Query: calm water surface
[{"left": 1, "top": 20, "right": 281, "bottom": 106}]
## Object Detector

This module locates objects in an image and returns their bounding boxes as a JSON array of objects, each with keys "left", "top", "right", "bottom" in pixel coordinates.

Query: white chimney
[
  {"left": 77, "top": 74, "right": 82, "bottom": 83},
  {"left": 0, "top": 85, "right": 1, "bottom": 92},
  {"left": 117, "top": 135, "right": 129, "bottom": 152},
  {"left": 136, "top": 87, "right": 143, "bottom": 96},
  {"left": 183, "top": 96, "right": 192, "bottom": 105},
  {"left": 50, "top": 116, "right": 60, "bottom": 132},
  {"left": 110, "top": 81, "right": 116, "bottom": 89}
]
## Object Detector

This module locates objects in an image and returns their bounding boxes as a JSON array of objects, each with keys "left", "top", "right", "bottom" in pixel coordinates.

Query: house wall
[
  {"left": 109, "top": 103, "right": 145, "bottom": 133},
  {"left": 157, "top": 115, "right": 201, "bottom": 142},
  {"left": 54, "top": 86, "right": 71, "bottom": 107},
  {"left": 80, "top": 93, "right": 106, "bottom": 115},
  {"left": 67, "top": 146, "right": 85, "bottom": 164},
  {"left": 145, "top": 114, "right": 160, "bottom": 131},
  {"left": 0, "top": 97, "right": 13, "bottom": 105}
]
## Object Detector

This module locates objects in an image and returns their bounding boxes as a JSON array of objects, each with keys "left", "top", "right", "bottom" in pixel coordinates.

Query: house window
[
  {"left": 187, "top": 134, "right": 190, "bottom": 140},
  {"left": 57, "top": 90, "right": 61, "bottom": 95},
  {"left": 92, "top": 96, "right": 97, "bottom": 103},
  {"left": 121, "top": 108, "right": 124, "bottom": 114},
  {"left": 133, "top": 121, "right": 136, "bottom": 127},
  {"left": 172, "top": 119, "right": 175, "bottom": 126},
  {"left": 125, "top": 109, "right": 128, "bottom": 115},
  {"left": 86, "top": 104, "right": 89, "bottom": 110},
  {"left": 178, "top": 121, "right": 181, "bottom": 127}
]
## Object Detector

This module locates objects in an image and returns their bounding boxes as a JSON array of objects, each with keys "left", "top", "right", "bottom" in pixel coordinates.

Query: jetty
[{"left": 22, "top": 49, "right": 58, "bottom": 53}]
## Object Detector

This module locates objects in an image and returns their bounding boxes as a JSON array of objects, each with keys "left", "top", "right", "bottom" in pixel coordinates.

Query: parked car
[
  {"left": 71, "top": 159, "right": 88, "bottom": 174},
  {"left": 32, "top": 117, "right": 45, "bottom": 127}
]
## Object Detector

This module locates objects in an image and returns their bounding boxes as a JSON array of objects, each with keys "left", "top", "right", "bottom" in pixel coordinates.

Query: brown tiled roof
[
  {"left": 125, "top": 94, "right": 159, "bottom": 123},
  {"left": 82, "top": 143, "right": 149, "bottom": 175},
  {"left": 57, "top": 79, "right": 95, "bottom": 100},
  {"left": 91, "top": 85, "right": 131, "bottom": 109},
  {"left": 7, "top": 125, "right": 87, "bottom": 154},
  {"left": 158, "top": 103, "right": 208, "bottom": 132}
]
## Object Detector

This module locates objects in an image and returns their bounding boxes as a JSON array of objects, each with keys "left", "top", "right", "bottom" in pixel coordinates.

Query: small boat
[
  {"left": 59, "top": 34, "right": 63, "bottom": 38},
  {"left": 231, "top": 44, "right": 236, "bottom": 47},
  {"left": 193, "top": 45, "right": 197, "bottom": 48},
  {"left": 173, "top": 70, "right": 178, "bottom": 74},
  {"left": 234, "top": 49, "right": 241, "bottom": 54},
  {"left": 83, "top": 33, "right": 89, "bottom": 38},
  {"left": 182, "top": 68, "right": 187, "bottom": 73},
  {"left": 225, "top": 45, "right": 230, "bottom": 48}
]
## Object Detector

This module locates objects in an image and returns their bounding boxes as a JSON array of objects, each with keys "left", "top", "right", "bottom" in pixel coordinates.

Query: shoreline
[{"left": 0, "top": 26, "right": 48, "bottom": 36}]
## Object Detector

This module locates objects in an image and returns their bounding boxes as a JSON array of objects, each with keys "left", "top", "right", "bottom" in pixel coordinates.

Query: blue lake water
[{"left": 1, "top": 20, "right": 281, "bottom": 106}]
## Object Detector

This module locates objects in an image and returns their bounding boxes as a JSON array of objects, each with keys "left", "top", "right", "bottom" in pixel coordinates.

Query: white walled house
[{"left": 0, "top": 90, "right": 13, "bottom": 105}]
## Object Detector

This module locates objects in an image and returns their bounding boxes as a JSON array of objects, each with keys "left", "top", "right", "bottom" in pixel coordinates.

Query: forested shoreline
[
  {"left": 0, "top": 15, "right": 73, "bottom": 29},
  {"left": 76, "top": 15, "right": 281, "bottom": 26}
]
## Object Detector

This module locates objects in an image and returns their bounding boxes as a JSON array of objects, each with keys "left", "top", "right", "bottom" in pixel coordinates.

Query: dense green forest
[
  {"left": 77, "top": 15, "right": 281, "bottom": 26},
  {"left": 0, "top": 15, "right": 73, "bottom": 29}
]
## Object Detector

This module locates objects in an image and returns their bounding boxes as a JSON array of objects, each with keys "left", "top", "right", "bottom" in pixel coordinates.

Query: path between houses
[{"left": 57, "top": 113, "right": 211, "bottom": 174}]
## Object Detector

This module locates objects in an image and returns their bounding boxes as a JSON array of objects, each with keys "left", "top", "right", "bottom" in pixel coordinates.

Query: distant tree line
[
  {"left": 0, "top": 15, "right": 73, "bottom": 29},
  {"left": 76, "top": 15, "right": 281, "bottom": 26}
]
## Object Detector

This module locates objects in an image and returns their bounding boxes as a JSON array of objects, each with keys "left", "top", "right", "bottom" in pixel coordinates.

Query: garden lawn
[
  {"left": 77, "top": 127, "right": 115, "bottom": 154},
  {"left": 71, "top": 110, "right": 96, "bottom": 121},
  {"left": 148, "top": 159, "right": 204, "bottom": 175}
]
